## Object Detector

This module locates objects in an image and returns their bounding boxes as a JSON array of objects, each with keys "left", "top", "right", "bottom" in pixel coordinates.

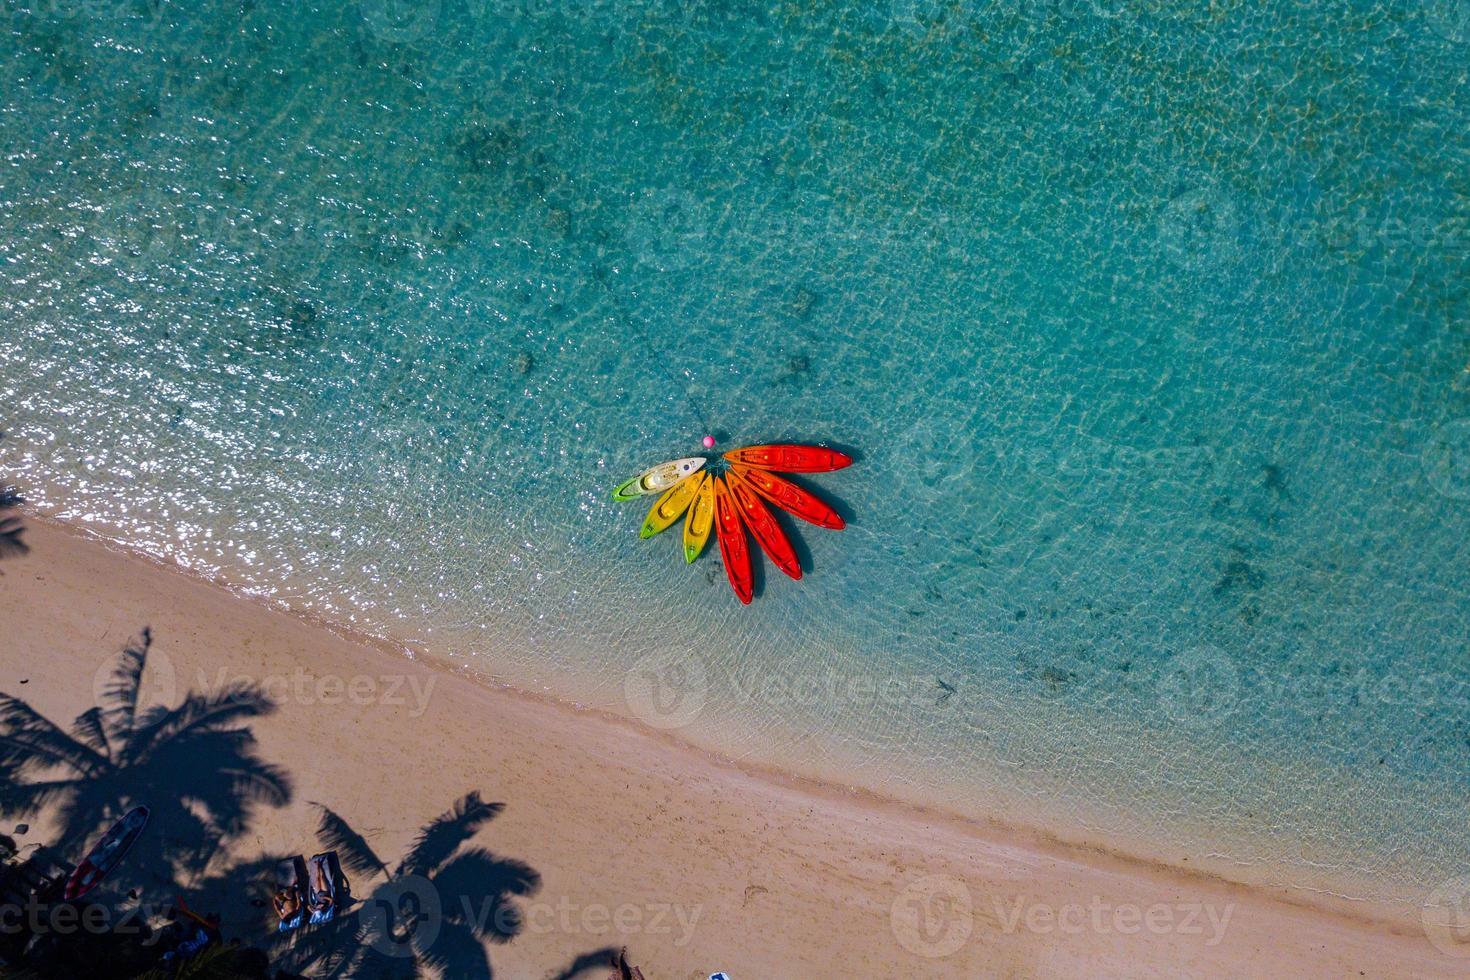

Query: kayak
[
  {"left": 612, "top": 457, "right": 707, "bottom": 501},
  {"left": 713, "top": 476, "right": 753, "bottom": 604},
  {"left": 722, "top": 444, "right": 852, "bottom": 473},
  {"left": 727, "top": 472, "right": 802, "bottom": 580},
  {"left": 682, "top": 472, "right": 715, "bottom": 563},
  {"left": 64, "top": 805, "right": 150, "bottom": 901},
  {"left": 640, "top": 472, "right": 703, "bottom": 539},
  {"left": 730, "top": 464, "right": 844, "bottom": 530}
]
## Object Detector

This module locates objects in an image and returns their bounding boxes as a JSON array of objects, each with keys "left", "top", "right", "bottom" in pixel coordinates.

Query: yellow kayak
[
  {"left": 641, "top": 472, "right": 704, "bottom": 539},
  {"left": 681, "top": 472, "right": 715, "bottom": 562},
  {"left": 613, "top": 457, "right": 707, "bottom": 501}
]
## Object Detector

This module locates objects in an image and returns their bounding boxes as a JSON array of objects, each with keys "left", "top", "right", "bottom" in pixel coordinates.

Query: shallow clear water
[{"left": 3, "top": 0, "right": 1469, "bottom": 901}]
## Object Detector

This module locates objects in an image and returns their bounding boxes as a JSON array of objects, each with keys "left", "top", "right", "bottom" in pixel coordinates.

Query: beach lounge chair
[
  {"left": 307, "top": 851, "right": 346, "bottom": 925},
  {"left": 274, "top": 856, "right": 309, "bottom": 932}
]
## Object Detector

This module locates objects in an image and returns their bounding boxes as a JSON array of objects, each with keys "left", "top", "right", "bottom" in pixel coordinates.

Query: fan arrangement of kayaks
[{"left": 613, "top": 443, "right": 852, "bottom": 604}]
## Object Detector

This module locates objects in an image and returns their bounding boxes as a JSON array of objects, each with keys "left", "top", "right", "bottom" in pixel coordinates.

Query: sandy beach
[{"left": 0, "top": 514, "right": 1460, "bottom": 978}]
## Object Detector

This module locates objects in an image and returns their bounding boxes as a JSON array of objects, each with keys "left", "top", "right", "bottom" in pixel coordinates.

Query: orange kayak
[
  {"left": 713, "top": 476, "right": 753, "bottom": 604},
  {"left": 722, "top": 443, "right": 852, "bottom": 473},
  {"left": 727, "top": 471, "right": 802, "bottom": 580},
  {"left": 730, "top": 464, "right": 844, "bottom": 530}
]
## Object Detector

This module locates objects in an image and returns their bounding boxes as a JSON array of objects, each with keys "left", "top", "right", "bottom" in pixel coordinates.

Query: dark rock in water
[
  {"left": 1215, "top": 558, "right": 1264, "bottom": 595},
  {"left": 774, "top": 353, "right": 811, "bottom": 385},
  {"left": 1039, "top": 666, "right": 1077, "bottom": 689},
  {"left": 444, "top": 220, "right": 471, "bottom": 246},
  {"left": 456, "top": 118, "right": 523, "bottom": 174},
  {"left": 1262, "top": 462, "right": 1289, "bottom": 498},
  {"left": 513, "top": 351, "right": 535, "bottom": 376},
  {"left": 788, "top": 287, "right": 818, "bottom": 319},
  {"left": 288, "top": 299, "right": 319, "bottom": 330}
]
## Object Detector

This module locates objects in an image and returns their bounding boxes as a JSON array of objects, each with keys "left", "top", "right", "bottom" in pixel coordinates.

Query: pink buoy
[{"left": 702, "top": 435, "right": 716, "bottom": 449}]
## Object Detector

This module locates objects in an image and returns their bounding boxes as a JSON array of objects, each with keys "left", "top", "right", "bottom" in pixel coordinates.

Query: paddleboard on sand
[{"left": 65, "top": 805, "right": 150, "bottom": 901}]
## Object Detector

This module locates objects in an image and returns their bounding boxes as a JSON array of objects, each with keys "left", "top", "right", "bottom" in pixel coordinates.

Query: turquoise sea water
[{"left": 3, "top": 0, "right": 1469, "bottom": 903}]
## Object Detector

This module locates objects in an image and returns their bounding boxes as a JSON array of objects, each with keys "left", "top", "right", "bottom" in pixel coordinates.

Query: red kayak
[
  {"left": 730, "top": 464, "right": 844, "bottom": 530},
  {"left": 722, "top": 444, "right": 852, "bottom": 473},
  {"left": 713, "top": 476, "right": 754, "bottom": 604},
  {"left": 727, "top": 472, "right": 802, "bottom": 580}
]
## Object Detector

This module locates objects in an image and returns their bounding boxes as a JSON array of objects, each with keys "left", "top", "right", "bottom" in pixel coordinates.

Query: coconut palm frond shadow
[
  {"left": 0, "top": 628, "right": 292, "bottom": 890},
  {"left": 274, "top": 793, "right": 539, "bottom": 980},
  {"left": 0, "top": 480, "right": 26, "bottom": 563},
  {"left": 547, "top": 946, "right": 621, "bottom": 980},
  {"left": 311, "top": 804, "right": 389, "bottom": 880},
  {"left": 0, "top": 514, "right": 25, "bottom": 560}
]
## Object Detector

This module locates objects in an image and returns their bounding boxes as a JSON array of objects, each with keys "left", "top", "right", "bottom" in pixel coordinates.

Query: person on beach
[
  {"left": 307, "top": 860, "right": 334, "bottom": 917},
  {"left": 273, "top": 883, "right": 301, "bottom": 924}
]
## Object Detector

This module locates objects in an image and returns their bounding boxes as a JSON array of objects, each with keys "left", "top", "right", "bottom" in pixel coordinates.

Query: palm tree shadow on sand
[
  {"left": 0, "top": 433, "right": 29, "bottom": 567},
  {"left": 0, "top": 628, "right": 291, "bottom": 896},
  {"left": 260, "top": 792, "right": 541, "bottom": 980},
  {"left": 0, "top": 628, "right": 563, "bottom": 977}
]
